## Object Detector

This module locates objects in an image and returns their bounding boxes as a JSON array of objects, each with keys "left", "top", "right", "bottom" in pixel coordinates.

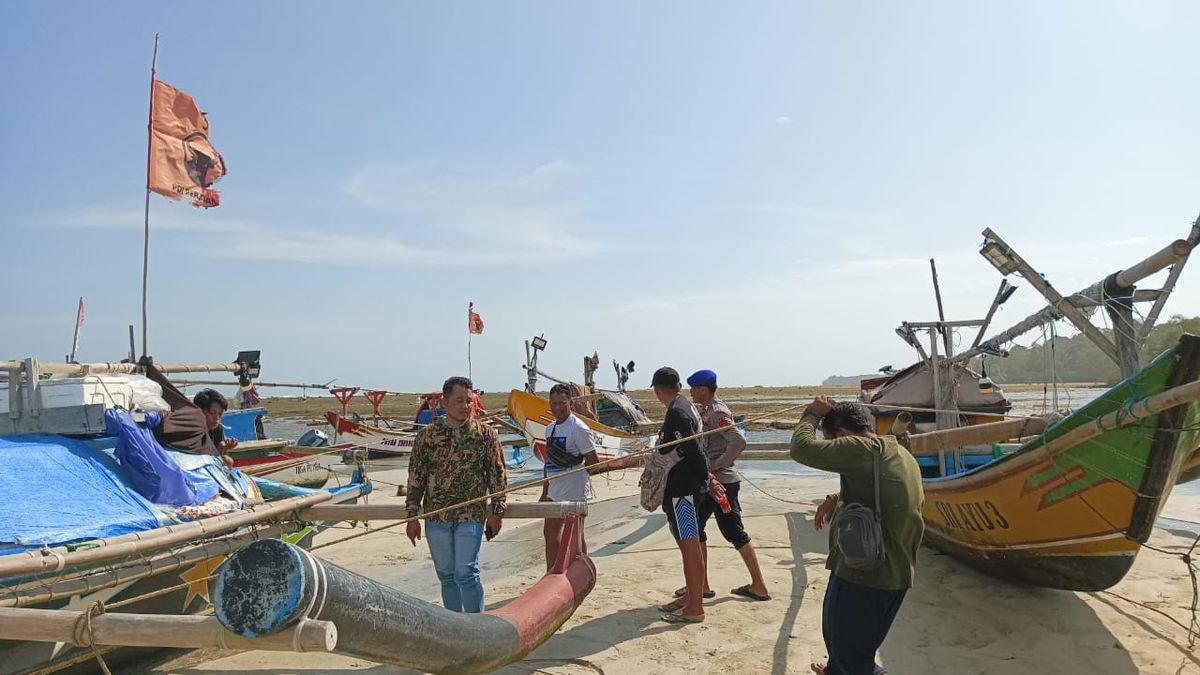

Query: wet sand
[{"left": 147, "top": 464, "right": 1200, "bottom": 675}]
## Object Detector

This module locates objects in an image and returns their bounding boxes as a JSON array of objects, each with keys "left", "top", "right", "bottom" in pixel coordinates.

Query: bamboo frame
[{"left": 0, "top": 608, "right": 336, "bottom": 652}]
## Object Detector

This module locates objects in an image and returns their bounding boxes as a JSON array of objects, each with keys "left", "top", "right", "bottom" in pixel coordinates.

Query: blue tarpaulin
[
  {"left": 105, "top": 409, "right": 217, "bottom": 507},
  {"left": 0, "top": 434, "right": 160, "bottom": 551}
]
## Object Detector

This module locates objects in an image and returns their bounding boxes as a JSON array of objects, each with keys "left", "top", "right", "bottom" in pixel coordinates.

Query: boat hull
[
  {"left": 920, "top": 335, "right": 1200, "bottom": 591},
  {"left": 325, "top": 412, "right": 416, "bottom": 459},
  {"left": 507, "top": 391, "right": 651, "bottom": 472},
  {"left": 234, "top": 453, "right": 332, "bottom": 489}
]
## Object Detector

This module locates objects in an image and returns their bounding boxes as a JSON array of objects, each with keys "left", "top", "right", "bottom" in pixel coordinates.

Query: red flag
[
  {"left": 148, "top": 80, "right": 227, "bottom": 208},
  {"left": 468, "top": 302, "right": 484, "bottom": 335}
]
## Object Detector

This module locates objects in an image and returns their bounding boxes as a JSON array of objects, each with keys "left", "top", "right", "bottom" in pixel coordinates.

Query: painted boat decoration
[
  {"left": 919, "top": 334, "right": 1200, "bottom": 591},
  {"left": 213, "top": 513, "right": 595, "bottom": 674},
  {"left": 507, "top": 390, "right": 651, "bottom": 472}
]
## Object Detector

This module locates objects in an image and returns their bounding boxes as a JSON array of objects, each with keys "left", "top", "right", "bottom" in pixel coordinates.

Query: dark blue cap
[{"left": 686, "top": 369, "right": 718, "bottom": 388}]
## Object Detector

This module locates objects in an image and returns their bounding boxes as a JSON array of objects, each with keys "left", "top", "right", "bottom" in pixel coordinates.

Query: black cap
[{"left": 651, "top": 366, "right": 680, "bottom": 389}]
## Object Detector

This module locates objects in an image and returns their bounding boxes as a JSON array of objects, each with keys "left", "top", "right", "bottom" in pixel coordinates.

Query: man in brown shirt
[{"left": 405, "top": 376, "right": 507, "bottom": 613}]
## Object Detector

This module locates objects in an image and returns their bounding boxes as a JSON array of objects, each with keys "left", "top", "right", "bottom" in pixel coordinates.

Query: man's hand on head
[{"left": 808, "top": 396, "right": 836, "bottom": 418}]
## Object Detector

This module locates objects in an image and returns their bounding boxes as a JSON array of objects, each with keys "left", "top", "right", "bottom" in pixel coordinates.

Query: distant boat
[
  {"left": 223, "top": 408, "right": 336, "bottom": 489},
  {"left": 507, "top": 390, "right": 651, "bottom": 472},
  {"left": 859, "top": 361, "right": 1012, "bottom": 436}
]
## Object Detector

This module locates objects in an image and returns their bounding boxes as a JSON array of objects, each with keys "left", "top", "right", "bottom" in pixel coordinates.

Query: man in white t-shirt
[{"left": 539, "top": 383, "right": 600, "bottom": 569}]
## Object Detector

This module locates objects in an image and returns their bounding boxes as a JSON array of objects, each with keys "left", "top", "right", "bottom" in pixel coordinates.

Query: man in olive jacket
[{"left": 790, "top": 396, "right": 924, "bottom": 675}]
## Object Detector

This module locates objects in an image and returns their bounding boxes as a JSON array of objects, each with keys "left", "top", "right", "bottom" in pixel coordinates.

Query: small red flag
[
  {"left": 148, "top": 80, "right": 227, "bottom": 208},
  {"left": 468, "top": 302, "right": 484, "bottom": 335}
]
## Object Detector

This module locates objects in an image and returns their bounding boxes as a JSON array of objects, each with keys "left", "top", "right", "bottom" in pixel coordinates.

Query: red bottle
[{"left": 711, "top": 480, "right": 732, "bottom": 514}]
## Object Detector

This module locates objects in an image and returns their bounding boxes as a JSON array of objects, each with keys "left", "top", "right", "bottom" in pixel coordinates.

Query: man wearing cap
[
  {"left": 680, "top": 369, "right": 770, "bottom": 603},
  {"left": 650, "top": 367, "right": 710, "bottom": 624}
]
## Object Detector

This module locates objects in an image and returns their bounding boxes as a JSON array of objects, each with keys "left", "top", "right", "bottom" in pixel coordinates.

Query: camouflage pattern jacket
[{"left": 405, "top": 417, "right": 508, "bottom": 523}]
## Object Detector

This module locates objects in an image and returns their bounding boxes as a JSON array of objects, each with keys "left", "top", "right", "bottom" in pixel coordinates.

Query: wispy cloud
[
  {"left": 774, "top": 116, "right": 792, "bottom": 125},
  {"left": 39, "top": 161, "right": 610, "bottom": 267},
  {"left": 342, "top": 160, "right": 603, "bottom": 259}
]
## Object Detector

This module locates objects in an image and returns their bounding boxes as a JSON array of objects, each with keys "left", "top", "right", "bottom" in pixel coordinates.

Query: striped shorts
[{"left": 664, "top": 494, "right": 702, "bottom": 541}]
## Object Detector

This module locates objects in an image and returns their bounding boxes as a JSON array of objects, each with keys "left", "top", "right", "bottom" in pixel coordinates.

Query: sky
[{"left": 3, "top": 2, "right": 1199, "bottom": 394}]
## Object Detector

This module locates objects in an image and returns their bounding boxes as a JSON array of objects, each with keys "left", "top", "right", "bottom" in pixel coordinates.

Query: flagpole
[
  {"left": 68, "top": 297, "right": 83, "bottom": 364},
  {"left": 141, "top": 33, "right": 160, "bottom": 360},
  {"left": 467, "top": 302, "right": 473, "bottom": 380}
]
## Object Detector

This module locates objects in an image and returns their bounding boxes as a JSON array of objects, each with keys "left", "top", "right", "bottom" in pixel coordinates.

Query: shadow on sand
[{"left": 879, "top": 548, "right": 1144, "bottom": 674}]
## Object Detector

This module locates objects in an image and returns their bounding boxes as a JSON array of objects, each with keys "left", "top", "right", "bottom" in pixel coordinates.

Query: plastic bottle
[{"left": 711, "top": 481, "right": 732, "bottom": 514}]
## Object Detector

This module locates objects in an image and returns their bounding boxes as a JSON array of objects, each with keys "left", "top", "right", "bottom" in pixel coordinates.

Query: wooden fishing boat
[
  {"left": 0, "top": 433, "right": 370, "bottom": 674},
  {"left": 325, "top": 411, "right": 417, "bottom": 460},
  {"left": 891, "top": 223, "right": 1199, "bottom": 590},
  {"left": 0, "top": 359, "right": 372, "bottom": 674},
  {"left": 212, "top": 511, "right": 595, "bottom": 674},
  {"left": 222, "top": 408, "right": 336, "bottom": 488},
  {"left": 920, "top": 334, "right": 1200, "bottom": 591},
  {"left": 507, "top": 390, "right": 652, "bottom": 471},
  {"left": 860, "top": 361, "right": 1012, "bottom": 435}
]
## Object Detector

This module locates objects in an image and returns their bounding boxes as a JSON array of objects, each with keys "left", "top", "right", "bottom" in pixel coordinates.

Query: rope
[
  {"left": 70, "top": 600, "right": 113, "bottom": 675},
  {"left": 310, "top": 400, "right": 815, "bottom": 552},
  {"left": 738, "top": 473, "right": 811, "bottom": 505}
]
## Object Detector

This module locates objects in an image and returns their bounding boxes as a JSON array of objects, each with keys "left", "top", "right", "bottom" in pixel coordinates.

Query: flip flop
[
  {"left": 660, "top": 611, "right": 704, "bottom": 624},
  {"left": 657, "top": 597, "right": 686, "bottom": 612},
  {"left": 732, "top": 584, "right": 771, "bottom": 601},
  {"left": 672, "top": 587, "right": 716, "bottom": 598}
]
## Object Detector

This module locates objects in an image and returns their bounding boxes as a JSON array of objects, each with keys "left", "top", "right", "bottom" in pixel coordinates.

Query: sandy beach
[{"left": 139, "top": 460, "right": 1200, "bottom": 675}]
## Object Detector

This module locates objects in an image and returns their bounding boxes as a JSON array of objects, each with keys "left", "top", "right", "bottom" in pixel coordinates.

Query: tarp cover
[
  {"left": 106, "top": 409, "right": 217, "bottom": 507},
  {"left": 0, "top": 434, "right": 159, "bottom": 551}
]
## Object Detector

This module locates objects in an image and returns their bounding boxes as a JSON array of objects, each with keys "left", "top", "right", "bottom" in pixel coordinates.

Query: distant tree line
[{"left": 972, "top": 315, "right": 1200, "bottom": 385}]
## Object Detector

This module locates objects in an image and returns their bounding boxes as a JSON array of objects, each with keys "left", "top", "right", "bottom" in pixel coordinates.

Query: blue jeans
[{"left": 425, "top": 520, "right": 485, "bottom": 612}]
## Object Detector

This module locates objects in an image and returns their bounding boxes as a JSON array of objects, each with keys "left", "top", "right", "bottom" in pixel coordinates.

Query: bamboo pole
[
  {"left": 1031, "top": 379, "right": 1200, "bottom": 459},
  {"left": 0, "top": 607, "right": 336, "bottom": 652},
  {"left": 300, "top": 501, "right": 588, "bottom": 522},
  {"left": 906, "top": 416, "right": 1050, "bottom": 455},
  {"left": 0, "top": 361, "right": 241, "bottom": 378},
  {"left": 0, "top": 491, "right": 335, "bottom": 580}
]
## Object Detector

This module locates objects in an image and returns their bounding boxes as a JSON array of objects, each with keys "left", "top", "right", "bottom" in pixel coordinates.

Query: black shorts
[
  {"left": 696, "top": 481, "right": 751, "bottom": 549},
  {"left": 663, "top": 493, "right": 703, "bottom": 541}
]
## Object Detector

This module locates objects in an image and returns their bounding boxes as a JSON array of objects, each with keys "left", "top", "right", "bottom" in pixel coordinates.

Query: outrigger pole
[{"left": 140, "top": 34, "right": 160, "bottom": 359}]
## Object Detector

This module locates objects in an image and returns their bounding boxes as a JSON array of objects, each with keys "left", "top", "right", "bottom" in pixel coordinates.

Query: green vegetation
[{"left": 972, "top": 315, "right": 1200, "bottom": 386}]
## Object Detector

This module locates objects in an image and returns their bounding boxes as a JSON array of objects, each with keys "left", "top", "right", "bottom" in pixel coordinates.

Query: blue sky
[{"left": 3, "top": 2, "right": 1199, "bottom": 393}]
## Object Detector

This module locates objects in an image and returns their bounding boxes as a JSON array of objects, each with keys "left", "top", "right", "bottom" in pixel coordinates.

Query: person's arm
[
  {"left": 405, "top": 432, "right": 430, "bottom": 519},
  {"left": 789, "top": 407, "right": 877, "bottom": 474},
  {"left": 486, "top": 427, "right": 508, "bottom": 518},
  {"left": 708, "top": 410, "right": 746, "bottom": 472}
]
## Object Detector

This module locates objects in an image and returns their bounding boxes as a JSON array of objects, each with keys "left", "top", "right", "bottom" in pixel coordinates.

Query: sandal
[
  {"left": 660, "top": 611, "right": 704, "bottom": 624},
  {"left": 732, "top": 584, "right": 771, "bottom": 601},
  {"left": 657, "top": 598, "right": 686, "bottom": 612},
  {"left": 672, "top": 586, "right": 716, "bottom": 598}
]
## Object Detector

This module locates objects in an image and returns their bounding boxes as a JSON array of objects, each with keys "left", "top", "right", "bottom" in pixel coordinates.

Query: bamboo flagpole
[
  {"left": 468, "top": 302, "right": 473, "bottom": 380},
  {"left": 141, "top": 34, "right": 159, "bottom": 359}
]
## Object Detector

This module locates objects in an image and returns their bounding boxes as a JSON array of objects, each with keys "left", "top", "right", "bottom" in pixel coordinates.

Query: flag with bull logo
[{"left": 148, "top": 80, "right": 226, "bottom": 208}]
